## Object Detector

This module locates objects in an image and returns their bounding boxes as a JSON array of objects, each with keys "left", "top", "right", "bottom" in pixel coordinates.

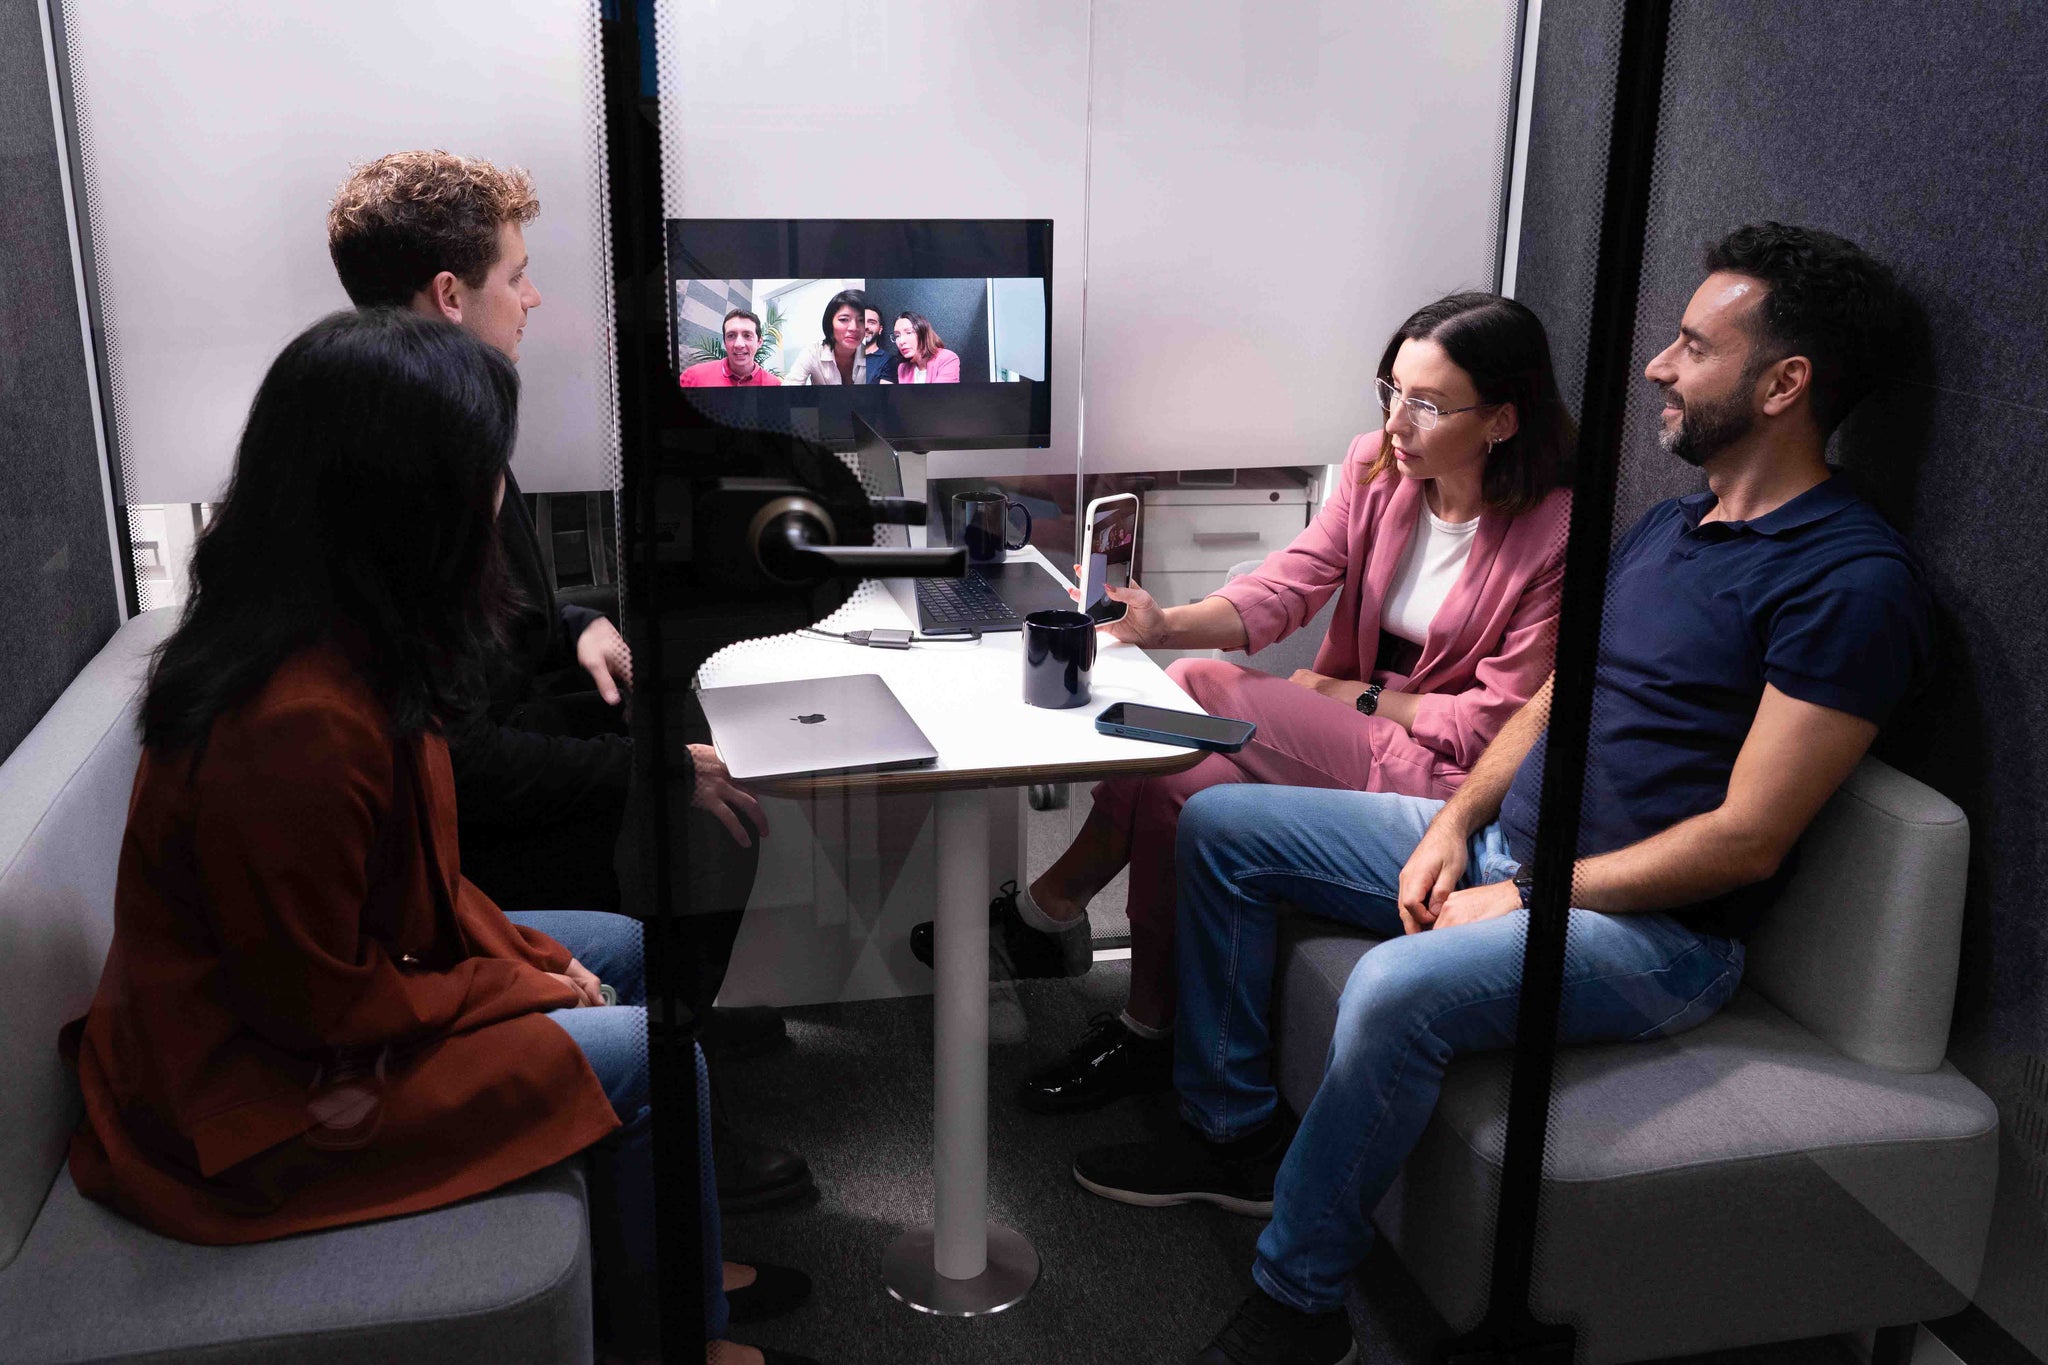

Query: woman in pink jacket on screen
[
  {"left": 1014, "top": 292, "right": 1575, "bottom": 1114},
  {"left": 889, "top": 312, "right": 961, "bottom": 383}
]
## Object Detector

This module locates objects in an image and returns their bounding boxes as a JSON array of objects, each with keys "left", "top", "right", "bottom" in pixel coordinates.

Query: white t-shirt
[{"left": 1380, "top": 506, "right": 1480, "bottom": 647}]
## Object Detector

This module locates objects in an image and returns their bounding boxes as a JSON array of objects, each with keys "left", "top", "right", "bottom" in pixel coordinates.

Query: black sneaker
[
  {"left": 1072, "top": 1116, "right": 1291, "bottom": 1217},
  {"left": 1193, "top": 1290, "right": 1357, "bottom": 1365},
  {"left": 1017, "top": 1013, "right": 1173, "bottom": 1113},
  {"left": 909, "top": 880, "right": 1091, "bottom": 981}
]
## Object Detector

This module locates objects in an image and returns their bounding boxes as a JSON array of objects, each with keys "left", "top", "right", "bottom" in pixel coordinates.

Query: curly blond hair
[{"left": 327, "top": 151, "right": 540, "bottom": 307}]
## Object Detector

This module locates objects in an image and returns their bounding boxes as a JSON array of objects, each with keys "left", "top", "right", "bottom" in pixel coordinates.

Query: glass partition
[{"left": 626, "top": 0, "right": 1529, "bottom": 1360}]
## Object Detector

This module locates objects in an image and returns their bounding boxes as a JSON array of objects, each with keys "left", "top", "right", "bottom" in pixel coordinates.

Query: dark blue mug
[
  {"left": 1022, "top": 609, "right": 1095, "bottom": 709},
  {"left": 953, "top": 491, "right": 1033, "bottom": 564}
]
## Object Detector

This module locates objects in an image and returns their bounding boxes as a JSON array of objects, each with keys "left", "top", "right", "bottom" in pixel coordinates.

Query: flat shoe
[{"left": 1017, "top": 1013, "right": 1173, "bottom": 1113}]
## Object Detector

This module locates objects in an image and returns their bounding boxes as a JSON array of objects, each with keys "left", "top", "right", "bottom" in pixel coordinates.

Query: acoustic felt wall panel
[
  {"left": 0, "top": 0, "right": 122, "bottom": 764},
  {"left": 1516, "top": 0, "right": 2048, "bottom": 1351}
]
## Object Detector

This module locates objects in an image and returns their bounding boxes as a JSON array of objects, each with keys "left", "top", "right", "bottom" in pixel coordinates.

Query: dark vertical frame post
[
  {"left": 598, "top": 2, "right": 705, "bottom": 1358},
  {"left": 1492, "top": 0, "right": 1532, "bottom": 293},
  {"left": 42, "top": 0, "right": 140, "bottom": 618},
  {"left": 1445, "top": 2, "right": 1670, "bottom": 1361}
]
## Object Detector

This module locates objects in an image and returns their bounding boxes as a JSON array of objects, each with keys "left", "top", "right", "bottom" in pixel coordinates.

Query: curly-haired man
[{"left": 326, "top": 152, "right": 811, "bottom": 1215}]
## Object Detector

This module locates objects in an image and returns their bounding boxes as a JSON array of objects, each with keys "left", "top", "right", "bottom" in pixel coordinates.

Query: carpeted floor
[{"left": 712, "top": 961, "right": 1861, "bottom": 1365}]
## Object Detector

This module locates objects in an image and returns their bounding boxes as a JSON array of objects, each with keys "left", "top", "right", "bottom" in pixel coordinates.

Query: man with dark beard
[{"left": 1069, "top": 223, "right": 1935, "bottom": 1365}]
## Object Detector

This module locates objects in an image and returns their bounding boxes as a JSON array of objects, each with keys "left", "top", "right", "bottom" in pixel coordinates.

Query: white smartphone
[{"left": 1079, "top": 493, "right": 1140, "bottom": 624}]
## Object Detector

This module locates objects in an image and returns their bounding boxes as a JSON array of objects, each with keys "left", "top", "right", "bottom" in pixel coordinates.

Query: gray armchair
[
  {"left": 1215, "top": 558, "right": 1341, "bottom": 678},
  {"left": 0, "top": 610, "right": 595, "bottom": 1364},
  {"left": 1270, "top": 758, "right": 1997, "bottom": 1362}
]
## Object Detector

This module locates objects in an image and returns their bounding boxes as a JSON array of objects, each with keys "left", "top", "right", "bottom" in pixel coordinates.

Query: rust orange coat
[{"left": 67, "top": 640, "right": 619, "bottom": 1243}]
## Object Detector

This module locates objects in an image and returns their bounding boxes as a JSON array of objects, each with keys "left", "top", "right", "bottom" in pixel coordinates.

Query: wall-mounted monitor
[{"left": 666, "top": 219, "right": 1051, "bottom": 451}]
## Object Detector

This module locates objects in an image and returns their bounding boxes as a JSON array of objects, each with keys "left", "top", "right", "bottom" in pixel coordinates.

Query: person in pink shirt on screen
[
  {"left": 678, "top": 307, "right": 783, "bottom": 387},
  {"left": 1009, "top": 292, "right": 1575, "bottom": 1116},
  {"left": 890, "top": 312, "right": 961, "bottom": 383}
]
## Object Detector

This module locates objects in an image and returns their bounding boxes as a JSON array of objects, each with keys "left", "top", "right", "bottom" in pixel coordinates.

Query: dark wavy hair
[
  {"left": 1703, "top": 222, "right": 1904, "bottom": 435},
  {"left": 141, "top": 308, "right": 520, "bottom": 753},
  {"left": 1363, "top": 292, "right": 1574, "bottom": 517},
  {"left": 821, "top": 289, "right": 871, "bottom": 353}
]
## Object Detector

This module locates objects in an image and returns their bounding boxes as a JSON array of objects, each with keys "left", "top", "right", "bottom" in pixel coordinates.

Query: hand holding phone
[
  {"left": 1069, "top": 573, "right": 1169, "bottom": 647},
  {"left": 1078, "top": 494, "right": 1140, "bottom": 624}
]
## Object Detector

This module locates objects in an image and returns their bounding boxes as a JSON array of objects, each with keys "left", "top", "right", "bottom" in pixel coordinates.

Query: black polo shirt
[{"left": 1498, "top": 475, "right": 1933, "bottom": 940}]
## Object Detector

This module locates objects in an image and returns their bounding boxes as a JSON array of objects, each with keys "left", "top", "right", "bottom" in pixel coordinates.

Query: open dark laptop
[
  {"left": 913, "top": 559, "right": 1073, "bottom": 633},
  {"left": 844, "top": 415, "right": 1073, "bottom": 633}
]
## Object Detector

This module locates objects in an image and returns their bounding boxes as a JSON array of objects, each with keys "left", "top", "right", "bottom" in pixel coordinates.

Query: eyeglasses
[{"left": 1374, "top": 377, "right": 1498, "bottom": 431}]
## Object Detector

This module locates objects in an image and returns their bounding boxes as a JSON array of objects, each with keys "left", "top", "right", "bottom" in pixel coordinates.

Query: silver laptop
[{"left": 697, "top": 673, "right": 938, "bottom": 781}]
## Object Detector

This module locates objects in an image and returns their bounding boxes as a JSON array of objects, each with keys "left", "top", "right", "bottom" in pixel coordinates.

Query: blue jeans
[
  {"left": 1172, "top": 787, "right": 1745, "bottom": 1314},
  {"left": 505, "top": 911, "right": 727, "bottom": 1347}
]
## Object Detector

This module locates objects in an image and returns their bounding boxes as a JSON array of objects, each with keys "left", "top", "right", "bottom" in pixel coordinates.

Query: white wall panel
[
  {"left": 61, "top": 0, "right": 613, "bottom": 501},
  {"left": 1080, "top": 0, "right": 1517, "bottom": 472},
  {"left": 62, "top": 1, "right": 1514, "bottom": 499},
  {"left": 656, "top": 0, "right": 1092, "bottom": 480}
]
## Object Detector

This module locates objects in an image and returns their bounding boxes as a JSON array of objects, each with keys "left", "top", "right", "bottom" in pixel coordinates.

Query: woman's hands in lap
[{"left": 548, "top": 957, "right": 607, "bottom": 1007}]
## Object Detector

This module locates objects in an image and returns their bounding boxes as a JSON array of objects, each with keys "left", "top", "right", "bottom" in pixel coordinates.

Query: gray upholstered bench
[
  {"left": 1270, "top": 757, "right": 1999, "bottom": 1363},
  {"left": 0, "top": 609, "right": 594, "bottom": 1364}
]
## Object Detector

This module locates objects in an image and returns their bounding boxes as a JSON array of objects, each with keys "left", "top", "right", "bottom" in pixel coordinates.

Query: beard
[{"left": 1658, "top": 382, "right": 1756, "bottom": 468}]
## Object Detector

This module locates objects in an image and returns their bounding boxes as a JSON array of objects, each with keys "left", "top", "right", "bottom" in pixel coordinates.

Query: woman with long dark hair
[
  {"left": 65, "top": 309, "right": 814, "bottom": 1365},
  {"left": 782, "top": 287, "right": 874, "bottom": 386},
  {"left": 1011, "top": 293, "right": 1575, "bottom": 1113}
]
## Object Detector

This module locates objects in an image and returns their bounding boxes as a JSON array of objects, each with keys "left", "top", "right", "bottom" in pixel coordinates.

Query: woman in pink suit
[
  {"left": 889, "top": 312, "right": 961, "bottom": 383},
  {"left": 1015, "top": 292, "right": 1575, "bottom": 1113}
]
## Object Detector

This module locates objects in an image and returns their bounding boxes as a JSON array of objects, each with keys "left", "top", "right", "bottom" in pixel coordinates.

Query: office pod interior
[{"left": 4, "top": 1, "right": 2045, "bottom": 1363}]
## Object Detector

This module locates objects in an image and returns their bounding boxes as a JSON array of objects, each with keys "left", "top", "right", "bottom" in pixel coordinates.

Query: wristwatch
[
  {"left": 1355, "top": 683, "right": 1384, "bottom": 717},
  {"left": 1513, "top": 870, "right": 1537, "bottom": 910}
]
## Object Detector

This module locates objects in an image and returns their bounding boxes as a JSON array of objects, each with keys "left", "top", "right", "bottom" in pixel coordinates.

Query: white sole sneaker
[{"left": 1070, "top": 1164, "right": 1275, "bottom": 1218}]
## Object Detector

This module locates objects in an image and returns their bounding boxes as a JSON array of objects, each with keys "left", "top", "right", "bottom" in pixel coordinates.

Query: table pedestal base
[{"left": 882, "top": 1222, "right": 1039, "bottom": 1316}]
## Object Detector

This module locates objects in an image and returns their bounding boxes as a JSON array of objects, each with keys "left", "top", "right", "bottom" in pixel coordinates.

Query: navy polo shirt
[{"left": 1498, "top": 475, "right": 1933, "bottom": 940}]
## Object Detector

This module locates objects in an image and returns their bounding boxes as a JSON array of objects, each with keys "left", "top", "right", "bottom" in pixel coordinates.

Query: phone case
[
  {"left": 1080, "top": 493, "right": 1141, "bottom": 624},
  {"left": 1095, "top": 716, "right": 1255, "bottom": 754}
]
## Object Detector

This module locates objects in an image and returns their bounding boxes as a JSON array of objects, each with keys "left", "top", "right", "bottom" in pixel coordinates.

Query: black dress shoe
[
  {"left": 1017, "top": 1013, "right": 1173, "bottom": 1113},
  {"left": 703, "top": 1005, "right": 790, "bottom": 1059},
  {"left": 724, "top": 1261, "right": 813, "bottom": 1323},
  {"left": 1072, "top": 1115, "right": 1293, "bottom": 1217},
  {"left": 911, "top": 880, "right": 1090, "bottom": 980},
  {"left": 1193, "top": 1290, "right": 1357, "bottom": 1364},
  {"left": 713, "top": 1120, "right": 814, "bottom": 1213}
]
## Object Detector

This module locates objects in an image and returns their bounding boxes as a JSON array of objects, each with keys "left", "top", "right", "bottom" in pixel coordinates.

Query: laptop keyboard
[{"left": 916, "top": 574, "right": 1019, "bottom": 628}]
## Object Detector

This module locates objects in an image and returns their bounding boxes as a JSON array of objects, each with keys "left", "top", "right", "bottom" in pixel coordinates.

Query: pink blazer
[
  {"left": 1213, "top": 430, "right": 1570, "bottom": 783},
  {"left": 895, "top": 348, "right": 961, "bottom": 383}
]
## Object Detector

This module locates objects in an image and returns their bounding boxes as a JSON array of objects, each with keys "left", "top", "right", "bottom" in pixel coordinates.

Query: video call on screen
[{"left": 664, "top": 219, "right": 1054, "bottom": 450}]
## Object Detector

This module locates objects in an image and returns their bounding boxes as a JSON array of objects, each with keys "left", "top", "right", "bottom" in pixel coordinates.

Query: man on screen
[
  {"left": 861, "top": 303, "right": 893, "bottom": 384},
  {"left": 679, "top": 308, "right": 783, "bottom": 387}
]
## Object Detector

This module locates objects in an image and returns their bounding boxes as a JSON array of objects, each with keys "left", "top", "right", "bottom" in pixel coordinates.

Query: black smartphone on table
[{"left": 1095, "top": 702, "right": 1255, "bottom": 753}]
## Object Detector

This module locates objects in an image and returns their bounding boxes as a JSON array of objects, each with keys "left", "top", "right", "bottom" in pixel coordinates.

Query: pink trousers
[{"left": 1091, "top": 656, "right": 1463, "bottom": 1027}]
